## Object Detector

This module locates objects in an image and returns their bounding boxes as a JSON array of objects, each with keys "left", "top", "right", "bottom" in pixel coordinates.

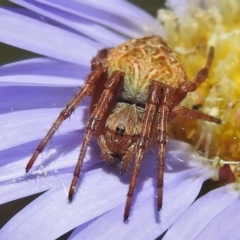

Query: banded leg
[
  {"left": 155, "top": 86, "right": 173, "bottom": 211},
  {"left": 172, "top": 47, "right": 214, "bottom": 107},
  {"left": 68, "top": 70, "right": 124, "bottom": 200},
  {"left": 26, "top": 48, "right": 110, "bottom": 172},
  {"left": 123, "top": 81, "right": 163, "bottom": 222},
  {"left": 26, "top": 67, "right": 105, "bottom": 172},
  {"left": 171, "top": 106, "right": 221, "bottom": 124}
]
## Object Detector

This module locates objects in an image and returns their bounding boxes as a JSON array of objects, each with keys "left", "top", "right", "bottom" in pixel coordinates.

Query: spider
[{"left": 26, "top": 36, "right": 221, "bottom": 221}]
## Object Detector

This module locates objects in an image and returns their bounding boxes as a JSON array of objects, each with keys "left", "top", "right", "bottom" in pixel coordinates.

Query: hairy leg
[
  {"left": 124, "top": 81, "right": 163, "bottom": 221},
  {"left": 172, "top": 47, "right": 214, "bottom": 107},
  {"left": 26, "top": 48, "right": 110, "bottom": 172},
  {"left": 68, "top": 70, "right": 124, "bottom": 200},
  {"left": 26, "top": 67, "right": 105, "bottom": 172},
  {"left": 155, "top": 86, "right": 174, "bottom": 211},
  {"left": 171, "top": 106, "right": 221, "bottom": 124}
]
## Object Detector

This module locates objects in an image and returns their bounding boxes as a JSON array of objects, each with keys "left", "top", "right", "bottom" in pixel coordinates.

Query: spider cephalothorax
[{"left": 26, "top": 36, "right": 221, "bottom": 221}]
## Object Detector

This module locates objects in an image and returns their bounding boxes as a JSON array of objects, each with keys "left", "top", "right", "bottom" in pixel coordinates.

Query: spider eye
[{"left": 115, "top": 126, "right": 125, "bottom": 136}]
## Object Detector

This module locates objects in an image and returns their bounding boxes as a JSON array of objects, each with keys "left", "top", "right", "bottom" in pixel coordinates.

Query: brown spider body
[
  {"left": 26, "top": 36, "right": 221, "bottom": 222},
  {"left": 105, "top": 36, "right": 187, "bottom": 104}
]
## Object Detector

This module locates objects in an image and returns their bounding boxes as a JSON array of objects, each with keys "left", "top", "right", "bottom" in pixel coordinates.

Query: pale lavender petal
[
  {"left": 0, "top": 8, "right": 101, "bottom": 64},
  {"left": 1, "top": 75, "right": 83, "bottom": 87},
  {"left": 10, "top": 0, "right": 126, "bottom": 45},
  {"left": 70, "top": 167, "right": 211, "bottom": 239},
  {"left": 0, "top": 167, "right": 150, "bottom": 239},
  {"left": 74, "top": 0, "right": 161, "bottom": 35},
  {"left": 0, "top": 107, "right": 102, "bottom": 203},
  {"left": 1, "top": 171, "right": 67, "bottom": 204},
  {"left": 163, "top": 185, "right": 239, "bottom": 240},
  {"left": 196, "top": 194, "right": 240, "bottom": 239},
  {"left": 0, "top": 107, "right": 86, "bottom": 155},
  {"left": 0, "top": 158, "right": 103, "bottom": 204},
  {"left": 35, "top": 0, "right": 162, "bottom": 37},
  {"left": 0, "top": 58, "right": 88, "bottom": 87},
  {"left": 75, "top": 0, "right": 155, "bottom": 21},
  {"left": 0, "top": 143, "right": 203, "bottom": 239},
  {"left": 0, "top": 84, "right": 85, "bottom": 113}
]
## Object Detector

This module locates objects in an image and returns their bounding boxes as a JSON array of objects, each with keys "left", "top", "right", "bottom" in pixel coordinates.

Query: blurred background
[{"left": 0, "top": 0, "right": 166, "bottom": 239}]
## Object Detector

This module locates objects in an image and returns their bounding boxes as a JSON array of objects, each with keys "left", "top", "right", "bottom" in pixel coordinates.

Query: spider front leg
[
  {"left": 172, "top": 47, "right": 214, "bottom": 107},
  {"left": 124, "top": 81, "right": 163, "bottom": 222},
  {"left": 68, "top": 70, "right": 124, "bottom": 200},
  {"left": 25, "top": 49, "right": 110, "bottom": 173},
  {"left": 26, "top": 68, "right": 105, "bottom": 172},
  {"left": 155, "top": 86, "right": 174, "bottom": 211}
]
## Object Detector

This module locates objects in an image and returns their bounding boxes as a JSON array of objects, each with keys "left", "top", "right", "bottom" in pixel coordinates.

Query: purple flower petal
[
  {"left": 163, "top": 185, "right": 239, "bottom": 239},
  {"left": 0, "top": 104, "right": 102, "bottom": 203},
  {"left": 0, "top": 167, "right": 149, "bottom": 239},
  {"left": 75, "top": 0, "right": 155, "bottom": 21},
  {"left": 1, "top": 170, "right": 70, "bottom": 205},
  {"left": 0, "top": 146, "right": 203, "bottom": 239},
  {"left": 196, "top": 197, "right": 240, "bottom": 239},
  {"left": 0, "top": 79, "right": 86, "bottom": 113},
  {"left": 35, "top": 0, "right": 162, "bottom": 37},
  {"left": 69, "top": 167, "right": 211, "bottom": 239},
  {"left": 0, "top": 8, "right": 101, "bottom": 64},
  {"left": 11, "top": 0, "right": 126, "bottom": 45},
  {"left": 0, "top": 58, "right": 88, "bottom": 87},
  {"left": 74, "top": 0, "right": 161, "bottom": 34},
  {"left": 0, "top": 107, "right": 86, "bottom": 157}
]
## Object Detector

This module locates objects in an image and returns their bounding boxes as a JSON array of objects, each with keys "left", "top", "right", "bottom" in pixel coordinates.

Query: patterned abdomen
[{"left": 105, "top": 36, "right": 187, "bottom": 103}]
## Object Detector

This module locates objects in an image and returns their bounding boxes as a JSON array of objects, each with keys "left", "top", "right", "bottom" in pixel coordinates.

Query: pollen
[{"left": 158, "top": 0, "right": 240, "bottom": 181}]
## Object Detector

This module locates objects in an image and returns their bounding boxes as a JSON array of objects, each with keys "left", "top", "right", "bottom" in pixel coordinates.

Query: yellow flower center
[{"left": 158, "top": 1, "right": 240, "bottom": 181}]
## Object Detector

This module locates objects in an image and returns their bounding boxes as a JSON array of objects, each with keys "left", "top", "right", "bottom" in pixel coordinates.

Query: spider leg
[
  {"left": 155, "top": 86, "right": 174, "bottom": 211},
  {"left": 68, "top": 70, "right": 124, "bottom": 200},
  {"left": 171, "top": 106, "right": 221, "bottom": 124},
  {"left": 26, "top": 48, "right": 110, "bottom": 172},
  {"left": 172, "top": 47, "right": 214, "bottom": 107},
  {"left": 124, "top": 81, "right": 163, "bottom": 222},
  {"left": 26, "top": 67, "right": 106, "bottom": 172}
]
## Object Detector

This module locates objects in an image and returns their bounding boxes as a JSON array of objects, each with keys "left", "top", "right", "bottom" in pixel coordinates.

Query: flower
[
  {"left": 1, "top": 0, "right": 240, "bottom": 239},
  {"left": 158, "top": 0, "right": 240, "bottom": 172}
]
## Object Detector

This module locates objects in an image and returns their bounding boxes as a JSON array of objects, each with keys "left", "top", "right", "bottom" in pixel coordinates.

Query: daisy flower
[{"left": 0, "top": 0, "right": 240, "bottom": 239}]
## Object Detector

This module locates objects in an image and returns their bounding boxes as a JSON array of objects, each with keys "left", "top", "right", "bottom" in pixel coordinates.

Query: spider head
[{"left": 103, "top": 103, "right": 143, "bottom": 157}]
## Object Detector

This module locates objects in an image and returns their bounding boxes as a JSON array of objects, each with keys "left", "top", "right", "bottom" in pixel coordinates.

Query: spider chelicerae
[{"left": 26, "top": 36, "right": 221, "bottom": 221}]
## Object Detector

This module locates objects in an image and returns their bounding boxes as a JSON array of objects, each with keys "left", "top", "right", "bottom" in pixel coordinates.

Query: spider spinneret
[{"left": 26, "top": 36, "right": 221, "bottom": 221}]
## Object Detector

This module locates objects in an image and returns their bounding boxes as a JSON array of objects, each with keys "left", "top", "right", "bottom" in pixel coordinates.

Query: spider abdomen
[{"left": 105, "top": 36, "right": 187, "bottom": 103}]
